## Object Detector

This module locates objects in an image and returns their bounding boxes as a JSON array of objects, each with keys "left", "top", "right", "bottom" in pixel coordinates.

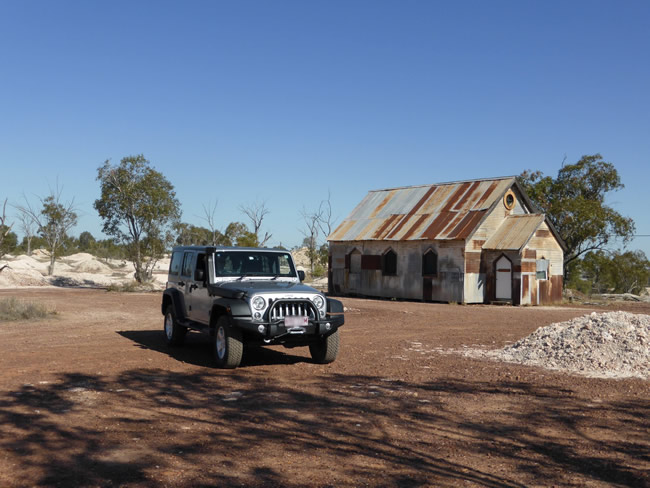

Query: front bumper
[{"left": 231, "top": 313, "right": 344, "bottom": 342}]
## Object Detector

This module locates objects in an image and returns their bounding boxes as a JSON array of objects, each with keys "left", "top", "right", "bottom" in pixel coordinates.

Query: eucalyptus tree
[
  {"left": 519, "top": 154, "right": 635, "bottom": 279},
  {"left": 95, "top": 155, "right": 181, "bottom": 283}
]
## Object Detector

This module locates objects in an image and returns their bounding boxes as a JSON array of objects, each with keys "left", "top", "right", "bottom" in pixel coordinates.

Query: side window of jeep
[
  {"left": 169, "top": 251, "right": 183, "bottom": 276},
  {"left": 181, "top": 252, "right": 194, "bottom": 278}
]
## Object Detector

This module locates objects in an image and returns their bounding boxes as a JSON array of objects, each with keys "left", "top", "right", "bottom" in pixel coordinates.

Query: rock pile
[{"left": 466, "top": 311, "right": 650, "bottom": 379}]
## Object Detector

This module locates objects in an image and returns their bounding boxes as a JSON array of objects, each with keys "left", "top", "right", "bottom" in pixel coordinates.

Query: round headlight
[
  {"left": 313, "top": 295, "right": 325, "bottom": 310},
  {"left": 252, "top": 296, "right": 266, "bottom": 311}
]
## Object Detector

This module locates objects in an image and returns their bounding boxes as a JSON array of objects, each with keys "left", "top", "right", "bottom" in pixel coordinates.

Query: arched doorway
[{"left": 495, "top": 255, "right": 512, "bottom": 301}]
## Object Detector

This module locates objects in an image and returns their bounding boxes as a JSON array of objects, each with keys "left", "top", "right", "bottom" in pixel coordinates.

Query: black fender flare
[
  {"left": 327, "top": 298, "right": 344, "bottom": 313},
  {"left": 162, "top": 288, "right": 186, "bottom": 320},
  {"left": 209, "top": 297, "right": 251, "bottom": 327}
]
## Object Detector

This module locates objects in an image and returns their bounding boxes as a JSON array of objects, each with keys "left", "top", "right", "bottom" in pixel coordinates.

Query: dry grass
[{"left": 0, "top": 297, "right": 56, "bottom": 321}]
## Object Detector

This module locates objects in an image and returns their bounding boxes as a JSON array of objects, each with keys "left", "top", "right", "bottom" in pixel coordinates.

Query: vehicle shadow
[{"left": 117, "top": 330, "right": 309, "bottom": 368}]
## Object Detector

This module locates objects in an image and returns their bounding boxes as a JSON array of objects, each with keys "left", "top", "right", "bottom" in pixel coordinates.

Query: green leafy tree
[
  {"left": 174, "top": 223, "right": 219, "bottom": 246},
  {"left": 16, "top": 188, "right": 78, "bottom": 275},
  {"left": 570, "top": 251, "right": 612, "bottom": 294},
  {"left": 94, "top": 155, "right": 181, "bottom": 283},
  {"left": 78, "top": 231, "right": 96, "bottom": 252},
  {"left": 223, "top": 222, "right": 257, "bottom": 247},
  {"left": 519, "top": 154, "right": 635, "bottom": 279},
  {"left": 577, "top": 250, "right": 650, "bottom": 295},
  {"left": 607, "top": 250, "right": 650, "bottom": 295},
  {"left": 0, "top": 226, "right": 17, "bottom": 259},
  {"left": 94, "top": 238, "right": 127, "bottom": 262}
]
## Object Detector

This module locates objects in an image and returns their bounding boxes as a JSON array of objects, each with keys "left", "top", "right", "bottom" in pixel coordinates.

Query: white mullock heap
[{"left": 465, "top": 311, "right": 650, "bottom": 379}]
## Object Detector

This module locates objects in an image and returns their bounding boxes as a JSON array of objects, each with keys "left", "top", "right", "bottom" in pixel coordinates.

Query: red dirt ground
[{"left": 0, "top": 288, "right": 648, "bottom": 487}]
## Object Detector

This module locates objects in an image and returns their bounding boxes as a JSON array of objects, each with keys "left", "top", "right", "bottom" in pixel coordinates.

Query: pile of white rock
[{"left": 470, "top": 311, "right": 650, "bottom": 379}]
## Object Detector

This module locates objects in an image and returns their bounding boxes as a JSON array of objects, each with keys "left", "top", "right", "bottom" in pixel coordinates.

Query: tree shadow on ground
[
  {"left": 49, "top": 276, "right": 103, "bottom": 288},
  {"left": 0, "top": 370, "right": 648, "bottom": 487},
  {"left": 118, "top": 330, "right": 309, "bottom": 368}
]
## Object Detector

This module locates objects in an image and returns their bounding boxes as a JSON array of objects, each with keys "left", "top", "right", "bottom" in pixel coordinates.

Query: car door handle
[
  {"left": 178, "top": 281, "right": 185, "bottom": 287},
  {"left": 189, "top": 284, "right": 198, "bottom": 292}
]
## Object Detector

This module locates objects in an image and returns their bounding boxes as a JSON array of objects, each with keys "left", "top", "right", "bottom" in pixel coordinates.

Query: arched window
[
  {"left": 422, "top": 249, "right": 438, "bottom": 276},
  {"left": 382, "top": 249, "right": 397, "bottom": 276}
]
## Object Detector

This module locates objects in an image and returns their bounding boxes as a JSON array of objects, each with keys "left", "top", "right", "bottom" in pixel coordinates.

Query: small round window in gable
[{"left": 504, "top": 190, "right": 516, "bottom": 210}]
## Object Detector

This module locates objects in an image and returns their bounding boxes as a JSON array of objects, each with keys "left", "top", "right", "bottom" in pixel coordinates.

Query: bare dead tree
[
  {"left": 200, "top": 199, "right": 219, "bottom": 245},
  {"left": 16, "top": 186, "right": 77, "bottom": 275},
  {"left": 239, "top": 200, "right": 272, "bottom": 247},
  {"left": 15, "top": 206, "right": 37, "bottom": 256},
  {"left": 299, "top": 205, "right": 321, "bottom": 274},
  {"left": 0, "top": 198, "right": 13, "bottom": 262},
  {"left": 316, "top": 189, "right": 337, "bottom": 240}
]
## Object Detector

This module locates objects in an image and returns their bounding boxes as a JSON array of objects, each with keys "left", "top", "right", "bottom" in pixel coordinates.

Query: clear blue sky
[{"left": 1, "top": 0, "right": 649, "bottom": 255}]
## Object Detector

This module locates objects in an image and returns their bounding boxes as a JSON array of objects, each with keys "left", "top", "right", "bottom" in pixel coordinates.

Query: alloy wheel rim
[
  {"left": 216, "top": 327, "right": 226, "bottom": 359},
  {"left": 165, "top": 314, "right": 173, "bottom": 339}
]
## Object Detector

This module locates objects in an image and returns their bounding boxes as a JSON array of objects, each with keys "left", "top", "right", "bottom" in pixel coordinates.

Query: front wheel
[
  {"left": 164, "top": 305, "right": 187, "bottom": 346},
  {"left": 309, "top": 330, "right": 340, "bottom": 364},
  {"left": 213, "top": 316, "right": 243, "bottom": 369}
]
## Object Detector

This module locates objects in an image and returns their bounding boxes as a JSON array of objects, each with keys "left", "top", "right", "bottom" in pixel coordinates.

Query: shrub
[
  {"left": 312, "top": 264, "right": 326, "bottom": 278},
  {"left": 0, "top": 297, "right": 56, "bottom": 321},
  {"left": 106, "top": 280, "right": 157, "bottom": 293}
]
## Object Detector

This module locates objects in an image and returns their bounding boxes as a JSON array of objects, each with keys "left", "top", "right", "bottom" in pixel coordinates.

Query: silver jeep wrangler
[{"left": 161, "top": 246, "right": 344, "bottom": 368}]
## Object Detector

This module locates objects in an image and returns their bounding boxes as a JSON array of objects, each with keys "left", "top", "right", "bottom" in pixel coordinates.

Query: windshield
[{"left": 214, "top": 251, "right": 297, "bottom": 278}]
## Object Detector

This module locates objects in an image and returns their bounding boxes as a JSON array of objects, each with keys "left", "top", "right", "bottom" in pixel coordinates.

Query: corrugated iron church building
[{"left": 327, "top": 177, "right": 566, "bottom": 305}]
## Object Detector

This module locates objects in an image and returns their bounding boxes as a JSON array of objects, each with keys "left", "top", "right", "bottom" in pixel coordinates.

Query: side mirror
[
  {"left": 298, "top": 270, "right": 305, "bottom": 282},
  {"left": 195, "top": 268, "right": 205, "bottom": 282}
]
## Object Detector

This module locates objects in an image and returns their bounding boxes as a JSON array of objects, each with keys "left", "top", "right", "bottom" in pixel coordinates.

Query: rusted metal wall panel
[
  {"left": 472, "top": 239, "right": 486, "bottom": 250},
  {"left": 513, "top": 277, "right": 521, "bottom": 305},
  {"left": 551, "top": 275, "right": 563, "bottom": 302},
  {"left": 538, "top": 275, "right": 564, "bottom": 305},
  {"left": 522, "top": 274, "right": 529, "bottom": 300},
  {"left": 465, "top": 252, "right": 481, "bottom": 274},
  {"left": 531, "top": 278, "right": 538, "bottom": 305},
  {"left": 521, "top": 261, "right": 536, "bottom": 273},
  {"left": 328, "top": 241, "right": 467, "bottom": 302},
  {"left": 423, "top": 278, "right": 433, "bottom": 301}
]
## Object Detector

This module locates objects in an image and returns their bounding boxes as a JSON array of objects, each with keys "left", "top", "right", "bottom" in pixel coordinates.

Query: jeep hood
[{"left": 208, "top": 280, "right": 319, "bottom": 298}]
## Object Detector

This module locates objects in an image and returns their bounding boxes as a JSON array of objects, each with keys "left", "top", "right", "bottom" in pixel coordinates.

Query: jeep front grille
[{"left": 269, "top": 300, "right": 317, "bottom": 321}]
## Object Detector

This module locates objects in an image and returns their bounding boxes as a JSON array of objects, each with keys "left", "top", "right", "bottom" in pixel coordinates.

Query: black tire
[
  {"left": 164, "top": 305, "right": 187, "bottom": 346},
  {"left": 213, "top": 315, "right": 243, "bottom": 369},
  {"left": 309, "top": 330, "right": 340, "bottom": 364}
]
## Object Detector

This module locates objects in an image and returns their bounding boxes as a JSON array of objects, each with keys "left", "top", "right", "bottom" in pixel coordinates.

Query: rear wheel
[
  {"left": 213, "top": 315, "right": 243, "bottom": 368},
  {"left": 164, "top": 305, "right": 187, "bottom": 346},
  {"left": 309, "top": 330, "right": 340, "bottom": 364}
]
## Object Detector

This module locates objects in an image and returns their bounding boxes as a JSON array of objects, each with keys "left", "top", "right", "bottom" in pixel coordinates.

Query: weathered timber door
[{"left": 495, "top": 255, "right": 512, "bottom": 301}]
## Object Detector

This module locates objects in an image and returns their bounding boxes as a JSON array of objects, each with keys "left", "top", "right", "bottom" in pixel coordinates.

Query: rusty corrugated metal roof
[
  {"left": 328, "top": 177, "right": 516, "bottom": 242},
  {"left": 482, "top": 214, "right": 545, "bottom": 251}
]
